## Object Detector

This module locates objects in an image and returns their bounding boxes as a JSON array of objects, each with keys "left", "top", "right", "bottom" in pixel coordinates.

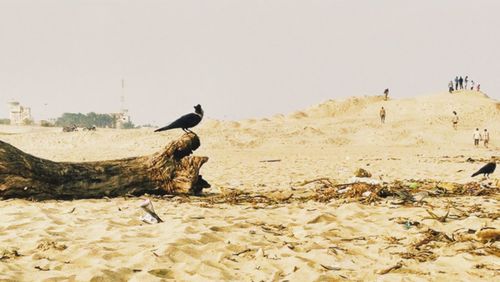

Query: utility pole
[{"left": 121, "top": 79, "right": 125, "bottom": 113}]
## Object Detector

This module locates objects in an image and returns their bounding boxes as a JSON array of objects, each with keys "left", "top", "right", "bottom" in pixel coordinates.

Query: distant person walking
[
  {"left": 459, "top": 76, "right": 464, "bottom": 89},
  {"left": 380, "top": 107, "right": 386, "bottom": 123},
  {"left": 464, "top": 76, "right": 469, "bottom": 89},
  {"left": 477, "top": 84, "right": 481, "bottom": 92},
  {"left": 471, "top": 80, "right": 475, "bottom": 90},
  {"left": 455, "top": 76, "right": 459, "bottom": 90},
  {"left": 448, "top": 81, "right": 454, "bottom": 93},
  {"left": 452, "top": 111, "right": 459, "bottom": 130},
  {"left": 473, "top": 128, "right": 481, "bottom": 147},
  {"left": 384, "top": 88, "right": 389, "bottom": 100},
  {"left": 483, "top": 129, "right": 490, "bottom": 148}
]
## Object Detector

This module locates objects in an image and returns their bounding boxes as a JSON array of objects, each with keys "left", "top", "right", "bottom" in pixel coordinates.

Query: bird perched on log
[
  {"left": 155, "top": 104, "right": 203, "bottom": 133},
  {"left": 471, "top": 159, "right": 496, "bottom": 179}
]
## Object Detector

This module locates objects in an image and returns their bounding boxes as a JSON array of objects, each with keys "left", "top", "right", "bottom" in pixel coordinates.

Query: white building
[
  {"left": 8, "top": 101, "right": 33, "bottom": 125},
  {"left": 113, "top": 109, "right": 131, "bottom": 128}
]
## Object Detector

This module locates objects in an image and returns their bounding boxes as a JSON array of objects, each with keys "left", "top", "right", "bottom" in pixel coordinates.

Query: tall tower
[
  {"left": 121, "top": 79, "right": 125, "bottom": 112},
  {"left": 116, "top": 78, "right": 131, "bottom": 128}
]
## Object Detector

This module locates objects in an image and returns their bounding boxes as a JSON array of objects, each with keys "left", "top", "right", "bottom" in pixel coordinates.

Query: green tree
[
  {"left": 121, "top": 121, "right": 136, "bottom": 129},
  {"left": 40, "top": 120, "right": 54, "bottom": 127},
  {"left": 55, "top": 112, "right": 116, "bottom": 128},
  {"left": 23, "top": 118, "right": 34, "bottom": 125}
]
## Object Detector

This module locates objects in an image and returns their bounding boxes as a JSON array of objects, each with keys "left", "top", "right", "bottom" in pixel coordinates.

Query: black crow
[
  {"left": 155, "top": 104, "right": 203, "bottom": 133},
  {"left": 471, "top": 161, "right": 496, "bottom": 178}
]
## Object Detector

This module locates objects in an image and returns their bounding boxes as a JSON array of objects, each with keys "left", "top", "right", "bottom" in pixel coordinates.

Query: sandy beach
[{"left": 1, "top": 91, "right": 499, "bottom": 281}]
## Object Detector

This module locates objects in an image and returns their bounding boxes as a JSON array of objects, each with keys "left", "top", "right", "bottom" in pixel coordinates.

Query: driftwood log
[{"left": 0, "top": 133, "right": 209, "bottom": 200}]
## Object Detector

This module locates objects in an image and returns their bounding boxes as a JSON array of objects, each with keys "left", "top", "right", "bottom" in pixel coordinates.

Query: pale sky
[{"left": 1, "top": 0, "right": 499, "bottom": 125}]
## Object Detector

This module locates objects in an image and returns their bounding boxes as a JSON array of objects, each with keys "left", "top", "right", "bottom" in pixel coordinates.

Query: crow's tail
[
  {"left": 471, "top": 171, "right": 480, "bottom": 177},
  {"left": 154, "top": 124, "right": 173, "bottom": 132}
]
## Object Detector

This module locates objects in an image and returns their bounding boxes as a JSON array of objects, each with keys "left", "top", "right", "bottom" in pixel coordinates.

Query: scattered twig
[
  {"left": 341, "top": 236, "right": 366, "bottom": 242},
  {"left": 320, "top": 264, "right": 341, "bottom": 271},
  {"left": 378, "top": 261, "right": 403, "bottom": 275},
  {"left": 140, "top": 199, "right": 163, "bottom": 223},
  {"left": 233, "top": 248, "right": 252, "bottom": 256},
  {"left": 298, "top": 178, "right": 335, "bottom": 187},
  {"left": 424, "top": 209, "right": 450, "bottom": 222},
  {"left": 259, "top": 159, "right": 281, "bottom": 163}
]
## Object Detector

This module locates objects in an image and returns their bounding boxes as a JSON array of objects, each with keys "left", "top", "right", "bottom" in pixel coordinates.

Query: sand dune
[{"left": 0, "top": 91, "right": 499, "bottom": 281}]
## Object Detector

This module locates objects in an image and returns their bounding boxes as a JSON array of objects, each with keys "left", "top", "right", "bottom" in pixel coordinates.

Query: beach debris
[
  {"left": 347, "top": 177, "right": 381, "bottom": 185},
  {"left": 413, "top": 229, "right": 453, "bottom": 250},
  {"left": 255, "top": 248, "right": 265, "bottom": 258},
  {"left": 354, "top": 168, "right": 372, "bottom": 178},
  {"left": 475, "top": 228, "right": 500, "bottom": 243},
  {"left": 413, "top": 191, "right": 428, "bottom": 203},
  {"left": 259, "top": 159, "right": 282, "bottom": 163},
  {"left": 390, "top": 217, "right": 421, "bottom": 229},
  {"left": 393, "top": 250, "right": 436, "bottom": 262},
  {"left": 0, "top": 248, "right": 21, "bottom": 260},
  {"left": 233, "top": 248, "right": 252, "bottom": 256},
  {"left": 384, "top": 236, "right": 404, "bottom": 244},
  {"left": 0, "top": 132, "right": 210, "bottom": 200},
  {"left": 408, "top": 182, "right": 420, "bottom": 189},
  {"left": 178, "top": 178, "right": 498, "bottom": 207},
  {"left": 298, "top": 177, "right": 336, "bottom": 187},
  {"left": 437, "top": 182, "right": 459, "bottom": 192},
  {"left": 378, "top": 261, "right": 403, "bottom": 275},
  {"left": 140, "top": 199, "right": 163, "bottom": 224},
  {"left": 391, "top": 190, "right": 415, "bottom": 204},
  {"left": 341, "top": 236, "right": 367, "bottom": 242},
  {"left": 320, "top": 264, "right": 341, "bottom": 271},
  {"left": 36, "top": 240, "right": 67, "bottom": 251},
  {"left": 362, "top": 191, "right": 372, "bottom": 197},
  {"left": 404, "top": 221, "right": 412, "bottom": 229},
  {"left": 34, "top": 264, "right": 51, "bottom": 271},
  {"left": 424, "top": 209, "right": 450, "bottom": 222}
]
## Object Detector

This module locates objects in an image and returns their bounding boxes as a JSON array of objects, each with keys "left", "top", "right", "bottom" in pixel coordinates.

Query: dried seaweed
[
  {"left": 393, "top": 250, "right": 436, "bottom": 262},
  {"left": 413, "top": 229, "right": 454, "bottom": 250},
  {"left": 154, "top": 178, "right": 499, "bottom": 209}
]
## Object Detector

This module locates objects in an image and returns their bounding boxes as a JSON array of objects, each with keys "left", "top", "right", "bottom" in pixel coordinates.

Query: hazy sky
[{"left": 1, "top": 0, "right": 499, "bottom": 125}]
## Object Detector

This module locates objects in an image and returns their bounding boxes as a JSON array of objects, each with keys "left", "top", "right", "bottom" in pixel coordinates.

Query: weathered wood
[{"left": 0, "top": 132, "right": 209, "bottom": 200}]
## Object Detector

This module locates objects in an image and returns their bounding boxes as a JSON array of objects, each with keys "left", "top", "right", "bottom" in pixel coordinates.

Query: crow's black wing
[
  {"left": 155, "top": 113, "right": 201, "bottom": 132},
  {"left": 471, "top": 162, "right": 496, "bottom": 177}
]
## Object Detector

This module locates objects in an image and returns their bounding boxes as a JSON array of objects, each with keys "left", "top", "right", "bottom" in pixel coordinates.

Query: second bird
[
  {"left": 471, "top": 159, "right": 496, "bottom": 179},
  {"left": 155, "top": 104, "right": 204, "bottom": 133}
]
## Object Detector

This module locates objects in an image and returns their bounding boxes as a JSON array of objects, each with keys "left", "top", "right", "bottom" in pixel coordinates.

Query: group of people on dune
[
  {"left": 377, "top": 100, "right": 491, "bottom": 149},
  {"left": 448, "top": 75, "right": 480, "bottom": 93}
]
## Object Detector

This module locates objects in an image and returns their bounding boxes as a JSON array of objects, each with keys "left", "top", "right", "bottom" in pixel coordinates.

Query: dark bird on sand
[
  {"left": 471, "top": 161, "right": 496, "bottom": 178},
  {"left": 155, "top": 104, "right": 203, "bottom": 133}
]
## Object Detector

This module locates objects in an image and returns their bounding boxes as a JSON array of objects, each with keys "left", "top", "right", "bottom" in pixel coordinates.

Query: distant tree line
[
  {"left": 0, "top": 118, "right": 33, "bottom": 125},
  {"left": 55, "top": 112, "right": 135, "bottom": 128}
]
